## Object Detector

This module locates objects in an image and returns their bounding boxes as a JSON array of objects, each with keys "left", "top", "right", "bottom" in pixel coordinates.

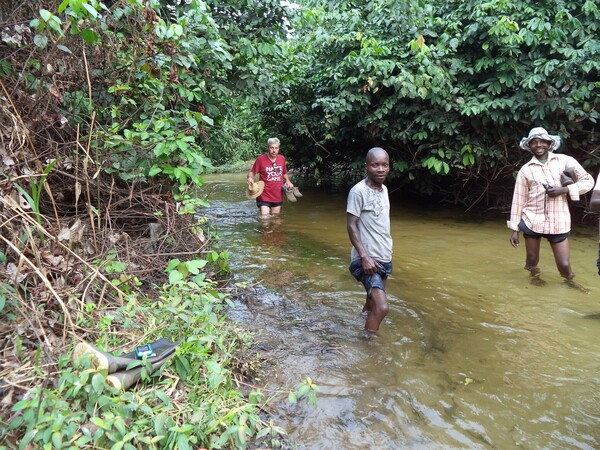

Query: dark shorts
[
  {"left": 349, "top": 259, "right": 392, "bottom": 294},
  {"left": 518, "top": 219, "right": 570, "bottom": 244},
  {"left": 256, "top": 201, "right": 283, "bottom": 208}
]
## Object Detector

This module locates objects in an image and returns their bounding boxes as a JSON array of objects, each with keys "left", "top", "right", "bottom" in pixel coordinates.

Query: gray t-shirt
[{"left": 346, "top": 179, "right": 393, "bottom": 262}]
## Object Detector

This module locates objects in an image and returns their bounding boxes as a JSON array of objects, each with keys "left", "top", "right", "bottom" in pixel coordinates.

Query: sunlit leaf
[
  {"left": 39, "top": 9, "right": 52, "bottom": 21},
  {"left": 82, "top": 3, "right": 98, "bottom": 18}
]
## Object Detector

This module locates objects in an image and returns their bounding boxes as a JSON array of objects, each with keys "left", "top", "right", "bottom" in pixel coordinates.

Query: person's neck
[
  {"left": 535, "top": 152, "right": 550, "bottom": 164},
  {"left": 365, "top": 178, "right": 383, "bottom": 191}
]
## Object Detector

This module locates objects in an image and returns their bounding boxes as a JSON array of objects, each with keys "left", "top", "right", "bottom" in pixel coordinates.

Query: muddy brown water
[{"left": 200, "top": 173, "right": 600, "bottom": 450}]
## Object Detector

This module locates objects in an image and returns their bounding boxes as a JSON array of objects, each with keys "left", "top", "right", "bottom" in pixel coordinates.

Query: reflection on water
[
  {"left": 257, "top": 216, "right": 287, "bottom": 250},
  {"left": 200, "top": 173, "right": 600, "bottom": 449}
]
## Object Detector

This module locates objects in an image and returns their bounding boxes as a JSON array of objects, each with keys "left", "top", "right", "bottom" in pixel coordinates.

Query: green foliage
[
  {"left": 256, "top": 0, "right": 600, "bottom": 201},
  {"left": 92, "top": 3, "right": 224, "bottom": 193},
  {"left": 205, "top": 0, "right": 292, "bottom": 101},
  {"left": 30, "top": 0, "right": 106, "bottom": 49},
  {"left": 205, "top": 250, "right": 231, "bottom": 278},
  {"left": 165, "top": 252, "right": 230, "bottom": 285},
  {"left": 203, "top": 103, "right": 265, "bottom": 165},
  {"left": 287, "top": 376, "right": 319, "bottom": 407},
  {"left": 19, "top": 0, "right": 293, "bottom": 200},
  {"left": 165, "top": 257, "right": 209, "bottom": 285},
  {"left": 5, "top": 269, "right": 317, "bottom": 449}
]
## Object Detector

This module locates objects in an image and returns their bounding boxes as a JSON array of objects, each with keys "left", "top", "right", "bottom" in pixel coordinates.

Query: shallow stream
[{"left": 201, "top": 173, "right": 600, "bottom": 450}]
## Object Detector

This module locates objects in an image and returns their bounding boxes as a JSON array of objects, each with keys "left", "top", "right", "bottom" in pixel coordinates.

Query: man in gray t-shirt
[{"left": 346, "top": 147, "right": 393, "bottom": 333}]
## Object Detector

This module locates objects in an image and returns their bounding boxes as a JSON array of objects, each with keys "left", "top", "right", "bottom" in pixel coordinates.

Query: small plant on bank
[{"left": 12, "top": 159, "right": 57, "bottom": 245}]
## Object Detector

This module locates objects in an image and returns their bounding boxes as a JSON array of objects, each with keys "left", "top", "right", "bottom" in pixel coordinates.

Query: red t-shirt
[{"left": 251, "top": 153, "right": 288, "bottom": 203}]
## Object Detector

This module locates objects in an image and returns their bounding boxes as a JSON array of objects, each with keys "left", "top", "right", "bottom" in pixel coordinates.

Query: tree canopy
[{"left": 257, "top": 0, "right": 600, "bottom": 204}]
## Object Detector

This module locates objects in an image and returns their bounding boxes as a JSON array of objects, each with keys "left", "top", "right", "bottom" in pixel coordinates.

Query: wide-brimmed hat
[
  {"left": 246, "top": 180, "right": 265, "bottom": 199},
  {"left": 560, "top": 167, "right": 578, "bottom": 186},
  {"left": 519, "top": 127, "right": 561, "bottom": 152}
]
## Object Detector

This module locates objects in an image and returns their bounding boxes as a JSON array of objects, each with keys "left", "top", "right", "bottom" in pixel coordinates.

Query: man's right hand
[
  {"left": 546, "top": 185, "right": 568, "bottom": 198},
  {"left": 361, "top": 255, "right": 381, "bottom": 275},
  {"left": 510, "top": 231, "right": 520, "bottom": 248}
]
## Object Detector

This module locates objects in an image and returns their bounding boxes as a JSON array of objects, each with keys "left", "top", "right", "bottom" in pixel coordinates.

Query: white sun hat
[{"left": 519, "top": 127, "right": 561, "bottom": 152}]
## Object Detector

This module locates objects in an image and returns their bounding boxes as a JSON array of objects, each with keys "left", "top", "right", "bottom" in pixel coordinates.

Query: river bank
[{"left": 0, "top": 173, "right": 292, "bottom": 449}]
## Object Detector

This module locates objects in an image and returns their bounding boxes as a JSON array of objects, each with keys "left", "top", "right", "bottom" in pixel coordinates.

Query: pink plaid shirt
[{"left": 507, "top": 152, "right": 594, "bottom": 234}]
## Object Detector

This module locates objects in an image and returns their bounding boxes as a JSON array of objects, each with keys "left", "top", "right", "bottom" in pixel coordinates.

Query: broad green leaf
[
  {"left": 33, "top": 34, "right": 48, "bottom": 49},
  {"left": 184, "top": 259, "right": 208, "bottom": 275},
  {"left": 57, "top": 44, "right": 72, "bottom": 54},
  {"left": 81, "top": 29, "right": 98, "bottom": 43},
  {"left": 168, "top": 270, "right": 184, "bottom": 284},
  {"left": 148, "top": 165, "right": 162, "bottom": 176},
  {"left": 177, "top": 435, "right": 191, "bottom": 450}
]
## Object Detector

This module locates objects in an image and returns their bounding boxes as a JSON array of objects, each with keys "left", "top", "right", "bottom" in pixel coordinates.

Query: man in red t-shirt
[{"left": 247, "top": 137, "right": 295, "bottom": 217}]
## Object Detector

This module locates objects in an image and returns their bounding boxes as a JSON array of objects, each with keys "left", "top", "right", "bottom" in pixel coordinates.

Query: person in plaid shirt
[
  {"left": 589, "top": 172, "right": 600, "bottom": 275},
  {"left": 508, "top": 127, "right": 594, "bottom": 280}
]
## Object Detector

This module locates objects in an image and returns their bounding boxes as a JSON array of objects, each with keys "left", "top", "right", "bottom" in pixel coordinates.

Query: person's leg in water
[
  {"left": 549, "top": 238, "right": 574, "bottom": 279},
  {"left": 364, "top": 281, "right": 389, "bottom": 332},
  {"left": 258, "top": 204, "right": 271, "bottom": 219},
  {"left": 523, "top": 235, "right": 541, "bottom": 275},
  {"left": 350, "top": 260, "right": 391, "bottom": 329},
  {"left": 362, "top": 294, "right": 372, "bottom": 314},
  {"left": 362, "top": 277, "right": 386, "bottom": 313}
]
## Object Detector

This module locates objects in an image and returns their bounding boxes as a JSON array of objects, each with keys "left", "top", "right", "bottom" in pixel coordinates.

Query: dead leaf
[
  {"left": 0, "top": 388, "right": 12, "bottom": 405},
  {"left": 75, "top": 181, "right": 81, "bottom": 205},
  {"left": 41, "top": 250, "right": 65, "bottom": 268},
  {"left": 85, "top": 239, "right": 95, "bottom": 255},
  {"left": 57, "top": 227, "right": 71, "bottom": 242},
  {"left": 6, "top": 262, "right": 26, "bottom": 283},
  {"left": 70, "top": 219, "right": 85, "bottom": 243}
]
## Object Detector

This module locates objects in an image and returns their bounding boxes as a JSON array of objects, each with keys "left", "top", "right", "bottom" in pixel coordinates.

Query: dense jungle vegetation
[
  {"left": 0, "top": 0, "right": 598, "bottom": 448},
  {"left": 270, "top": 0, "right": 600, "bottom": 206}
]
